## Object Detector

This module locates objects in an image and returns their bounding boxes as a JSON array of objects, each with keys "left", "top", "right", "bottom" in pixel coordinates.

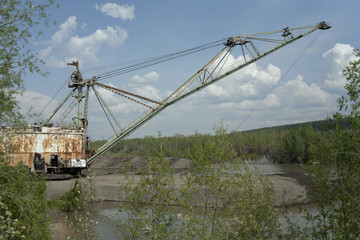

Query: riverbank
[
  {"left": 47, "top": 157, "right": 311, "bottom": 239},
  {"left": 46, "top": 157, "right": 310, "bottom": 206}
]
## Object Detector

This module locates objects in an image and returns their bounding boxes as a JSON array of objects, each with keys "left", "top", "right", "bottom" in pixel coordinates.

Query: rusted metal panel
[{"left": 1, "top": 126, "right": 85, "bottom": 167}]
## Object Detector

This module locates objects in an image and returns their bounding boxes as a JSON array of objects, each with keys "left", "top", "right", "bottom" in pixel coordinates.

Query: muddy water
[
  {"left": 49, "top": 163, "right": 307, "bottom": 239},
  {"left": 49, "top": 202, "right": 123, "bottom": 240},
  {"left": 51, "top": 202, "right": 316, "bottom": 240},
  {"left": 236, "top": 163, "right": 304, "bottom": 175}
]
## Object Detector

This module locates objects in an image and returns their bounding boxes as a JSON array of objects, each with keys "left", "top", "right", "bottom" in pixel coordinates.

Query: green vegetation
[
  {"left": 55, "top": 179, "right": 89, "bottom": 213},
  {"left": 105, "top": 49, "right": 360, "bottom": 239},
  {"left": 297, "top": 49, "right": 360, "bottom": 239},
  {"left": 0, "top": 0, "right": 57, "bottom": 126},
  {"left": 118, "top": 125, "right": 279, "bottom": 239},
  {"left": 0, "top": 165, "right": 49, "bottom": 239},
  {"left": 116, "top": 98, "right": 360, "bottom": 239},
  {"left": 0, "top": 0, "right": 359, "bottom": 238},
  {"left": 90, "top": 120, "right": 329, "bottom": 164},
  {"left": 62, "top": 174, "right": 98, "bottom": 240},
  {"left": 0, "top": 1, "right": 57, "bottom": 239}
]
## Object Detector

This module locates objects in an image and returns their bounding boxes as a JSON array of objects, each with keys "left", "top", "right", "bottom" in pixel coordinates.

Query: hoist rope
[
  {"left": 31, "top": 39, "right": 226, "bottom": 124},
  {"left": 96, "top": 39, "right": 226, "bottom": 80},
  {"left": 232, "top": 31, "right": 323, "bottom": 131},
  {"left": 32, "top": 75, "right": 70, "bottom": 124}
]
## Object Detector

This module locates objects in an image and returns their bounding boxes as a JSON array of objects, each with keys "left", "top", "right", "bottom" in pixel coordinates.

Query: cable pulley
[
  {"left": 70, "top": 71, "right": 83, "bottom": 83},
  {"left": 33, "top": 21, "right": 331, "bottom": 166}
]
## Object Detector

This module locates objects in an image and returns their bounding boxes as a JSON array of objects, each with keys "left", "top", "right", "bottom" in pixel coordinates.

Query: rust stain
[{"left": 1, "top": 126, "right": 85, "bottom": 167}]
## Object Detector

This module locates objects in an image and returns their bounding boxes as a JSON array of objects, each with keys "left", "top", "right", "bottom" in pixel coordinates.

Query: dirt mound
[{"left": 88, "top": 155, "right": 193, "bottom": 175}]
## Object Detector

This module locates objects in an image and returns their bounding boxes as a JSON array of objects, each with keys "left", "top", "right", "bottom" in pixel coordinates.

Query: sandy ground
[
  {"left": 47, "top": 156, "right": 310, "bottom": 239},
  {"left": 47, "top": 173, "right": 307, "bottom": 206},
  {"left": 46, "top": 156, "right": 309, "bottom": 206}
]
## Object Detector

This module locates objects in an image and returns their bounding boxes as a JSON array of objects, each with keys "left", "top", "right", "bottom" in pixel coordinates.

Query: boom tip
[{"left": 318, "top": 21, "right": 331, "bottom": 30}]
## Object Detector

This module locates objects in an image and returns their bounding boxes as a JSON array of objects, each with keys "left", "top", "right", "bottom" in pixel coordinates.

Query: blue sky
[{"left": 19, "top": 0, "right": 360, "bottom": 140}]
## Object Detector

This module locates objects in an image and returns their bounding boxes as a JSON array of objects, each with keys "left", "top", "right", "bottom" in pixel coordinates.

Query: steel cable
[
  {"left": 233, "top": 31, "right": 323, "bottom": 131},
  {"left": 96, "top": 39, "right": 226, "bottom": 80}
]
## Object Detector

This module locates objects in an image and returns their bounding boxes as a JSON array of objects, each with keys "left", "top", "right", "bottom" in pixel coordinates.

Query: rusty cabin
[{"left": 1, "top": 125, "right": 86, "bottom": 168}]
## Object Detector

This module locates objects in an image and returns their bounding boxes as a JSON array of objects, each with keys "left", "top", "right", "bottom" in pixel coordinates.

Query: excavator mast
[{"left": 39, "top": 21, "right": 331, "bottom": 165}]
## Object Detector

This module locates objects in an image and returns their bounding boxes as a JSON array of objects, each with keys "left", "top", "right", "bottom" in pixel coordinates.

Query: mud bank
[
  {"left": 47, "top": 173, "right": 307, "bottom": 206},
  {"left": 46, "top": 156, "right": 309, "bottom": 206}
]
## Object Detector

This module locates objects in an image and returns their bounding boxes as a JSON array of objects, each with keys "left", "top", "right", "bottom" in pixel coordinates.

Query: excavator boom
[{"left": 86, "top": 21, "right": 331, "bottom": 164}]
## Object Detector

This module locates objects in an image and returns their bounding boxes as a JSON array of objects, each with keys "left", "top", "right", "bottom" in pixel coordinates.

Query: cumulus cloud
[
  {"left": 168, "top": 48, "right": 340, "bottom": 134},
  {"left": 199, "top": 56, "right": 281, "bottom": 103},
  {"left": 87, "top": 72, "right": 162, "bottom": 119},
  {"left": 132, "top": 85, "right": 162, "bottom": 101},
  {"left": 92, "top": 82, "right": 118, "bottom": 103},
  {"left": 17, "top": 91, "right": 59, "bottom": 119},
  {"left": 322, "top": 43, "right": 357, "bottom": 91},
  {"left": 130, "top": 72, "right": 160, "bottom": 84},
  {"left": 88, "top": 83, "right": 138, "bottom": 121},
  {"left": 276, "top": 75, "right": 330, "bottom": 108},
  {"left": 30, "top": 42, "right": 355, "bottom": 139},
  {"left": 262, "top": 94, "right": 280, "bottom": 108},
  {"left": 95, "top": 3, "right": 135, "bottom": 20},
  {"left": 51, "top": 16, "right": 77, "bottom": 45},
  {"left": 38, "top": 16, "right": 128, "bottom": 68}
]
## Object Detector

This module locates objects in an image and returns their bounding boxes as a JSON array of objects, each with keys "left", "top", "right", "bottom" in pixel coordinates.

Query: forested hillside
[{"left": 89, "top": 120, "right": 332, "bottom": 163}]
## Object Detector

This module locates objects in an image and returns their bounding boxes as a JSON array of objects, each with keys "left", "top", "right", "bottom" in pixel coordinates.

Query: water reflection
[
  {"left": 51, "top": 201, "right": 316, "bottom": 240},
  {"left": 92, "top": 202, "right": 123, "bottom": 239},
  {"left": 50, "top": 163, "right": 307, "bottom": 239},
  {"left": 239, "top": 163, "right": 304, "bottom": 175}
]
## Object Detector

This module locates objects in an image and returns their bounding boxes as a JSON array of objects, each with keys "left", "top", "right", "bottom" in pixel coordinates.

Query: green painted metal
[
  {"left": 91, "top": 85, "right": 121, "bottom": 135},
  {"left": 40, "top": 22, "right": 330, "bottom": 164},
  {"left": 87, "top": 22, "right": 331, "bottom": 164},
  {"left": 76, "top": 87, "right": 83, "bottom": 127},
  {"left": 82, "top": 85, "right": 90, "bottom": 158},
  {"left": 44, "top": 88, "right": 76, "bottom": 124},
  {"left": 56, "top": 98, "right": 78, "bottom": 126}
]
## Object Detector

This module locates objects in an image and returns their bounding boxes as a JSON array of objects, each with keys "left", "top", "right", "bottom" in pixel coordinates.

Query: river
[{"left": 49, "top": 163, "right": 310, "bottom": 239}]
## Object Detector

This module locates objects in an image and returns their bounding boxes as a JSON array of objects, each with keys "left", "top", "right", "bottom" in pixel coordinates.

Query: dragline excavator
[{"left": 24, "top": 21, "right": 330, "bottom": 173}]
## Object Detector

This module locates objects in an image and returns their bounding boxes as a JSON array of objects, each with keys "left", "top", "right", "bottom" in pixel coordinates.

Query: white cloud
[
  {"left": 92, "top": 82, "right": 118, "bottom": 103},
  {"left": 206, "top": 84, "right": 229, "bottom": 98},
  {"left": 30, "top": 43, "right": 353, "bottom": 139},
  {"left": 87, "top": 76, "right": 162, "bottom": 120},
  {"left": 17, "top": 91, "right": 59, "bottom": 121},
  {"left": 199, "top": 58, "right": 281, "bottom": 103},
  {"left": 132, "top": 85, "right": 162, "bottom": 101},
  {"left": 322, "top": 43, "right": 357, "bottom": 90},
  {"left": 38, "top": 16, "right": 128, "bottom": 68},
  {"left": 87, "top": 84, "right": 140, "bottom": 128},
  {"left": 51, "top": 16, "right": 77, "bottom": 45},
  {"left": 262, "top": 94, "right": 280, "bottom": 108},
  {"left": 130, "top": 71, "right": 160, "bottom": 84},
  {"left": 66, "top": 26, "right": 127, "bottom": 61},
  {"left": 276, "top": 75, "right": 330, "bottom": 108},
  {"left": 95, "top": 3, "right": 135, "bottom": 20}
]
